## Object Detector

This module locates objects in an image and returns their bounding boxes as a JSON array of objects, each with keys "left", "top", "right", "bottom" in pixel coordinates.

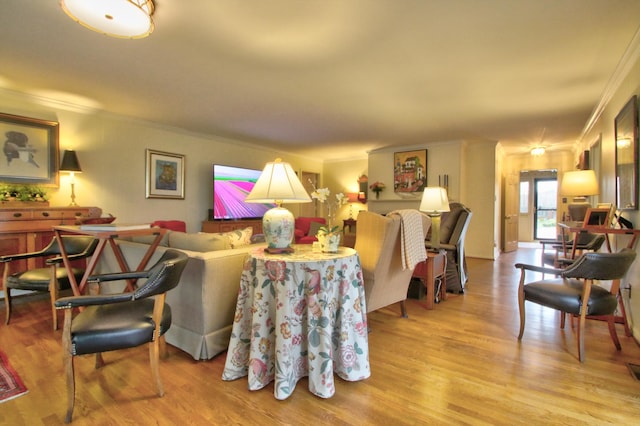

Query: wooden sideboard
[
  {"left": 0, "top": 205, "right": 97, "bottom": 285},
  {"left": 201, "top": 219, "right": 263, "bottom": 235}
]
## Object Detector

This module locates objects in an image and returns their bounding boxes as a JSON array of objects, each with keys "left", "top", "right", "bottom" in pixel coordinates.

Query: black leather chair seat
[
  {"left": 71, "top": 299, "right": 172, "bottom": 356},
  {"left": 6, "top": 267, "right": 85, "bottom": 291},
  {"left": 524, "top": 278, "right": 617, "bottom": 316}
]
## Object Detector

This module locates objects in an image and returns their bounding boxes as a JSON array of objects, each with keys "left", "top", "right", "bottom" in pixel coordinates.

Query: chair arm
[
  {"left": 87, "top": 270, "right": 151, "bottom": 283},
  {"left": 0, "top": 249, "right": 49, "bottom": 263},
  {"left": 45, "top": 252, "right": 96, "bottom": 265},
  {"left": 55, "top": 292, "right": 134, "bottom": 310},
  {"left": 514, "top": 263, "right": 563, "bottom": 275}
]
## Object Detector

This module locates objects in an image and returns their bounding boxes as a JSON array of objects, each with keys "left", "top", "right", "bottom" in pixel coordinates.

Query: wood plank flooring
[{"left": 2, "top": 247, "right": 640, "bottom": 425}]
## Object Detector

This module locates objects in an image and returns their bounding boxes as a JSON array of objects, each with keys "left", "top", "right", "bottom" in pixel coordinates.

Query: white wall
[{"left": 0, "top": 89, "right": 321, "bottom": 232}]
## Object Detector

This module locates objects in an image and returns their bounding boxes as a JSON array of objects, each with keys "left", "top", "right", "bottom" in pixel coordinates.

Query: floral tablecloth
[{"left": 222, "top": 246, "right": 370, "bottom": 399}]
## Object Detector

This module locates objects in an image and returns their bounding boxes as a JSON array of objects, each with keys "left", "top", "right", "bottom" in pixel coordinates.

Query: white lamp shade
[
  {"left": 61, "top": 0, "right": 155, "bottom": 39},
  {"left": 419, "top": 187, "right": 450, "bottom": 213},
  {"left": 560, "top": 170, "right": 599, "bottom": 196},
  {"left": 245, "top": 159, "right": 311, "bottom": 204}
]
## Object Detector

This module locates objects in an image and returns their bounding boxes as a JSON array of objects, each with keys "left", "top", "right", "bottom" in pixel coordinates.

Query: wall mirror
[{"left": 615, "top": 95, "right": 638, "bottom": 210}]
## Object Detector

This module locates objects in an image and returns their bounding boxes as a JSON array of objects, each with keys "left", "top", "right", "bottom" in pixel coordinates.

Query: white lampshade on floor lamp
[
  {"left": 245, "top": 158, "right": 311, "bottom": 253},
  {"left": 419, "top": 187, "right": 450, "bottom": 250},
  {"left": 560, "top": 170, "right": 599, "bottom": 221},
  {"left": 60, "top": 150, "right": 82, "bottom": 206}
]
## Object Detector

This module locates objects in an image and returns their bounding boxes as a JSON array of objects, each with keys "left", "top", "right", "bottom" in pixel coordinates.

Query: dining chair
[
  {"left": 54, "top": 249, "right": 188, "bottom": 423},
  {"left": 540, "top": 232, "right": 605, "bottom": 269},
  {"left": 1, "top": 236, "right": 98, "bottom": 330},
  {"left": 515, "top": 248, "right": 636, "bottom": 362}
]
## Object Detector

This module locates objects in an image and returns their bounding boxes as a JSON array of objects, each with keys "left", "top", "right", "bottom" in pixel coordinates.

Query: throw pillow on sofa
[
  {"left": 169, "top": 232, "right": 228, "bottom": 252},
  {"left": 224, "top": 227, "right": 253, "bottom": 248},
  {"left": 308, "top": 221, "right": 324, "bottom": 236}
]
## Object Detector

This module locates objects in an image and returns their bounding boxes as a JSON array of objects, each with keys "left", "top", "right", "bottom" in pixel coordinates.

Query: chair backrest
[
  {"left": 43, "top": 236, "right": 99, "bottom": 257},
  {"left": 134, "top": 249, "right": 189, "bottom": 300},
  {"left": 562, "top": 248, "right": 636, "bottom": 282},
  {"left": 354, "top": 211, "right": 416, "bottom": 313}
]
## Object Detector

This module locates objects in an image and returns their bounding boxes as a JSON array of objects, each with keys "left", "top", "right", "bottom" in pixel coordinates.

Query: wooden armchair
[
  {"left": 1, "top": 236, "right": 98, "bottom": 330},
  {"left": 54, "top": 249, "right": 188, "bottom": 423}
]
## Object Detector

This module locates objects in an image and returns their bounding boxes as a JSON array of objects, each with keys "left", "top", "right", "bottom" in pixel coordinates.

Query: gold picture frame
[
  {"left": 393, "top": 149, "right": 427, "bottom": 193},
  {"left": 0, "top": 112, "right": 59, "bottom": 185},
  {"left": 145, "top": 149, "right": 185, "bottom": 199}
]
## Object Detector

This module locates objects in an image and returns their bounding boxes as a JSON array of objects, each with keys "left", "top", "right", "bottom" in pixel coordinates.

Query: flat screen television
[{"left": 212, "top": 164, "right": 275, "bottom": 220}]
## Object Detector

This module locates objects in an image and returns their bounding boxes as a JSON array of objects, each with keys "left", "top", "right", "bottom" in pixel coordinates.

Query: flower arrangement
[
  {"left": 309, "top": 183, "right": 348, "bottom": 234},
  {"left": 369, "top": 181, "right": 386, "bottom": 198}
]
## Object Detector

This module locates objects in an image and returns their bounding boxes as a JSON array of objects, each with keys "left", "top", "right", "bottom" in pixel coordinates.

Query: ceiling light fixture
[
  {"left": 60, "top": 0, "right": 155, "bottom": 39},
  {"left": 530, "top": 147, "right": 545, "bottom": 156}
]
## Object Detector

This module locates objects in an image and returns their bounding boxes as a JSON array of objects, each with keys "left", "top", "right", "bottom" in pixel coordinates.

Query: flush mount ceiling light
[
  {"left": 530, "top": 146, "right": 546, "bottom": 156},
  {"left": 60, "top": 0, "right": 155, "bottom": 39}
]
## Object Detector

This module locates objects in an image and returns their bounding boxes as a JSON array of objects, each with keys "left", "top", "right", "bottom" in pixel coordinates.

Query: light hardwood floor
[{"left": 2, "top": 247, "right": 640, "bottom": 425}]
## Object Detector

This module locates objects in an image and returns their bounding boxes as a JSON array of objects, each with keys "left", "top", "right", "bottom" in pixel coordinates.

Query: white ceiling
[{"left": 1, "top": 1, "right": 639, "bottom": 160}]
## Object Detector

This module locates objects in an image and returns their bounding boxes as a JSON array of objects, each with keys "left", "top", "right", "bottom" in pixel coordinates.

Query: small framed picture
[
  {"left": 0, "top": 112, "right": 59, "bottom": 185},
  {"left": 145, "top": 149, "right": 185, "bottom": 199},
  {"left": 393, "top": 149, "right": 427, "bottom": 193}
]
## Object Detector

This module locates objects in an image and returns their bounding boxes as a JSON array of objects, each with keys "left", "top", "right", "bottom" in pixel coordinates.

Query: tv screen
[{"left": 212, "top": 164, "right": 275, "bottom": 220}]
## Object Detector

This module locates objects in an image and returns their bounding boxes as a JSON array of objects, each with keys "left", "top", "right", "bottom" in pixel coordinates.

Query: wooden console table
[{"left": 412, "top": 250, "right": 447, "bottom": 310}]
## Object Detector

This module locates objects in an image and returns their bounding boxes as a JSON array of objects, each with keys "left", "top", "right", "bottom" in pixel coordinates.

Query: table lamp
[
  {"left": 560, "top": 170, "right": 599, "bottom": 221},
  {"left": 245, "top": 158, "right": 311, "bottom": 252},
  {"left": 419, "top": 187, "right": 450, "bottom": 250},
  {"left": 60, "top": 150, "right": 82, "bottom": 206}
]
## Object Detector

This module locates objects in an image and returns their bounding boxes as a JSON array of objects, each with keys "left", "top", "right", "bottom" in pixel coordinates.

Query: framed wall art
[
  {"left": 0, "top": 112, "right": 59, "bottom": 185},
  {"left": 393, "top": 149, "right": 427, "bottom": 193},
  {"left": 145, "top": 149, "right": 185, "bottom": 199},
  {"left": 614, "top": 95, "right": 638, "bottom": 210}
]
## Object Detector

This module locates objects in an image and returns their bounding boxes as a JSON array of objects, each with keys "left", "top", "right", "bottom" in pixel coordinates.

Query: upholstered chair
[
  {"left": 425, "top": 202, "right": 472, "bottom": 293},
  {"left": 354, "top": 211, "right": 429, "bottom": 317},
  {"left": 515, "top": 249, "right": 636, "bottom": 362},
  {"left": 1, "top": 236, "right": 98, "bottom": 330},
  {"left": 294, "top": 217, "right": 326, "bottom": 244},
  {"left": 540, "top": 232, "right": 606, "bottom": 269},
  {"left": 55, "top": 249, "right": 188, "bottom": 423}
]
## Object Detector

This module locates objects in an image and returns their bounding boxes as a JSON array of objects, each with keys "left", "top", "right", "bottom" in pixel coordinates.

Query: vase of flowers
[
  {"left": 369, "top": 181, "right": 385, "bottom": 199},
  {"left": 310, "top": 183, "right": 348, "bottom": 252}
]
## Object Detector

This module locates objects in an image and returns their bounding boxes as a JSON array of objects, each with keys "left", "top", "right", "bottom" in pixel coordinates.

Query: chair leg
[
  {"left": 560, "top": 312, "right": 566, "bottom": 329},
  {"left": 49, "top": 267, "right": 59, "bottom": 331},
  {"left": 577, "top": 314, "right": 586, "bottom": 362},
  {"left": 62, "top": 310, "right": 75, "bottom": 424},
  {"left": 95, "top": 353, "right": 105, "bottom": 369},
  {"left": 606, "top": 315, "right": 622, "bottom": 351},
  {"left": 4, "top": 287, "right": 11, "bottom": 325},
  {"left": 149, "top": 338, "right": 165, "bottom": 397},
  {"left": 400, "top": 300, "right": 408, "bottom": 318},
  {"left": 159, "top": 335, "right": 169, "bottom": 359},
  {"left": 517, "top": 282, "right": 525, "bottom": 340}
]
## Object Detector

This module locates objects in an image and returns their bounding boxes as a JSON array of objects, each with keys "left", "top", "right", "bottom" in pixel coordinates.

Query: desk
[
  {"left": 53, "top": 226, "right": 166, "bottom": 296},
  {"left": 558, "top": 222, "right": 640, "bottom": 259},
  {"left": 222, "top": 245, "right": 370, "bottom": 399},
  {"left": 412, "top": 250, "right": 447, "bottom": 309}
]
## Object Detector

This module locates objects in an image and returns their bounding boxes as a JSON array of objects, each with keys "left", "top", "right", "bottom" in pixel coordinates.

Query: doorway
[
  {"left": 533, "top": 178, "right": 557, "bottom": 240},
  {"left": 518, "top": 170, "right": 557, "bottom": 242}
]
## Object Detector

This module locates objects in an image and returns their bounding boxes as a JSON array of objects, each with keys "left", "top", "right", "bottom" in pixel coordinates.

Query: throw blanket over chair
[
  {"left": 425, "top": 202, "right": 472, "bottom": 293},
  {"left": 515, "top": 249, "right": 636, "bottom": 362},
  {"left": 55, "top": 249, "right": 188, "bottom": 423},
  {"left": 355, "top": 211, "right": 429, "bottom": 317},
  {"left": 1, "top": 236, "right": 98, "bottom": 330}
]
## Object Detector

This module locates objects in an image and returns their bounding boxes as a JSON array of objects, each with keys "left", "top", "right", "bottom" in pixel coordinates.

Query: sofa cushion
[
  {"left": 224, "top": 227, "right": 253, "bottom": 248},
  {"left": 169, "top": 232, "right": 227, "bottom": 252},
  {"left": 308, "top": 221, "right": 324, "bottom": 236}
]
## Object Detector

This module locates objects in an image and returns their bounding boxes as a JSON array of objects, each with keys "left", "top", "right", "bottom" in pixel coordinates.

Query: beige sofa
[{"left": 95, "top": 230, "right": 265, "bottom": 360}]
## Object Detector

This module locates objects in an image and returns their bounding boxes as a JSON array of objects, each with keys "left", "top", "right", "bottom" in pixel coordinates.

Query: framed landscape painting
[
  {"left": 394, "top": 149, "right": 427, "bottom": 193},
  {"left": 145, "top": 149, "right": 185, "bottom": 199},
  {"left": 0, "top": 112, "right": 59, "bottom": 185}
]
